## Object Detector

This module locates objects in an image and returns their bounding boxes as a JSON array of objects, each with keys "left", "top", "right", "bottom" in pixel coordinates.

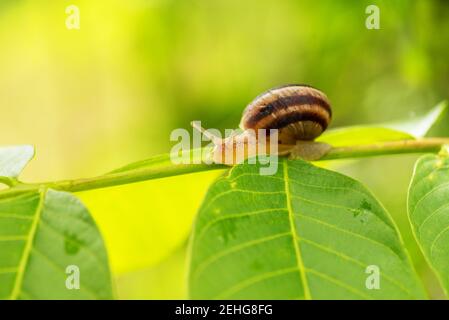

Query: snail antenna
[{"left": 191, "top": 121, "right": 222, "bottom": 144}]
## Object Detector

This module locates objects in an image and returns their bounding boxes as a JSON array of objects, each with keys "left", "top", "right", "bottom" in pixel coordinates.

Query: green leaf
[
  {"left": 0, "top": 189, "right": 113, "bottom": 299},
  {"left": 408, "top": 148, "right": 449, "bottom": 296},
  {"left": 0, "top": 145, "right": 34, "bottom": 178},
  {"left": 318, "top": 102, "right": 447, "bottom": 147},
  {"left": 188, "top": 159, "right": 426, "bottom": 299}
]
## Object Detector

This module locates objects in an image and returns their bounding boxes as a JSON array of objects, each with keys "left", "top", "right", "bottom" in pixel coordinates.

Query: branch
[{"left": 1, "top": 138, "right": 448, "bottom": 199}]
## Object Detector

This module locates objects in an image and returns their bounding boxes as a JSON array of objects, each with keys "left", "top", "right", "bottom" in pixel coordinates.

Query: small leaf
[
  {"left": 0, "top": 145, "right": 34, "bottom": 178},
  {"left": 0, "top": 189, "right": 113, "bottom": 299},
  {"left": 109, "top": 153, "right": 176, "bottom": 174},
  {"left": 385, "top": 101, "right": 447, "bottom": 138},
  {"left": 318, "top": 127, "right": 414, "bottom": 147},
  {"left": 408, "top": 149, "right": 449, "bottom": 296},
  {"left": 188, "top": 159, "right": 426, "bottom": 299},
  {"left": 109, "top": 147, "right": 214, "bottom": 174},
  {"left": 318, "top": 102, "right": 447, "bottom": 147}
]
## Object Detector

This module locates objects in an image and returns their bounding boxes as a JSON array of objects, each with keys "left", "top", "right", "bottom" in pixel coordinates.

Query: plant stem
[
  {"left": 50, "top": 163, "right": 226, "bottom": 192},
  {"left": 1, "top": 138, "right": 448, "bottom": 198}
]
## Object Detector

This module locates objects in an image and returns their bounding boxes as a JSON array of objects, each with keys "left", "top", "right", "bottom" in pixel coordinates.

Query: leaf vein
[
  {"left": 200, "top": 189, "right": 285, "bottom": 214},
  {"left": 196, "top": 208, "right": 288, "bottom": 243},
  {"left": 191, "top": 231, "right": 291, "bottom": 281},
  {"left": 9, "top": 189, "right": 46, "bottom": 300},
  {"left": 417, "top": 202, "right": 449, "bottom": 239},
  {"left": 0, "top": 212, "right": 34, "bottom": 220},
  {"left": 293, "top": 213, "right": 407, "bottom": 265},
  {"left": 290, "top": 194, "right": 395, "bottom": 233},
  {"left": 305, "top": 268, "right": 372, "bottom": 299},
  {"left": 410, "top": 182, "right": 449, "bottom": 218},
  {"left": 283, "top": 161, "right": 311, "bottom": 299},
  {"left": 213, "top": 267, "right": 298, "bottom": 299},
  {"left": 429, "top": 225, "right": 449, "bottom": 258},
  {"left": 300, "top": 238, "right": 415, "bottom": 298}
]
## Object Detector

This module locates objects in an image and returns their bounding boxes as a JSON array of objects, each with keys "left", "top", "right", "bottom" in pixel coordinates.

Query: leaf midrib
[
  {"left": 9, "top": 189, "right": 46, "bottom": 300},
  {"left": 283, "top": 160, "right": 311, "bottom": 300}
]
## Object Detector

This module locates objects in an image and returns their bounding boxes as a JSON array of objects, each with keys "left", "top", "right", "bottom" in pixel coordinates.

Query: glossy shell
[{"left": 239, "top": 84, "right": 332, "bottom": 144}]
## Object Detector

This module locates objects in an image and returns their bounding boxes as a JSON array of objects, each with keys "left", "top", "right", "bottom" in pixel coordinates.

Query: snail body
[{"left": 192, "top": 84, "right": 332, "bottom": 165}]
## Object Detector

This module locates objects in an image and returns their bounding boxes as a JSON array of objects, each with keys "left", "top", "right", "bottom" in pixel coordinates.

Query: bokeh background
[{"left": 1, "top": 0, "right": 448, "bottom": 299}]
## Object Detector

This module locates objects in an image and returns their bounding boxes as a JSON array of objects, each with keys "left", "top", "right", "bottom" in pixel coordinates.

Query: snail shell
[
  {"left": 191, "top": 84, "right": 332, "bottom": 165},
  {"left": 239, "top": 84, "right": 332, "bottom": 145}
]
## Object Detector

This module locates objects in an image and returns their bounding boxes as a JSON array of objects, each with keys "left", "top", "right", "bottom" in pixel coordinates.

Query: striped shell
[{"left": 239, "top": 84, "right": 332, "bottom": 144}]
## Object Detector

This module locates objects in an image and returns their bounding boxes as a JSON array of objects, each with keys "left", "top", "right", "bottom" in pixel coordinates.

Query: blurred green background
[{"left": 0, "top": 0, "right": 448, "bottom": 299}]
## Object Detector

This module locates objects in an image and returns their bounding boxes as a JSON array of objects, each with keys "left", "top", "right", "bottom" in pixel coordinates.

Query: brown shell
[{"left": 239, "top": 84, "right": 332, "bottom": 144}]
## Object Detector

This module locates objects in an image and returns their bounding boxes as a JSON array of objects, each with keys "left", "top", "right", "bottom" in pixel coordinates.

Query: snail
[{"left": 192, "top": 84, "right": 332, "bottom": 165}]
